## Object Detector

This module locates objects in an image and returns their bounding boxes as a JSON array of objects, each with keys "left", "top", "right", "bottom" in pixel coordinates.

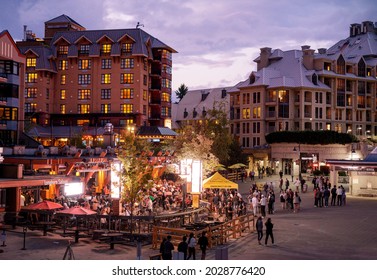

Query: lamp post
[{"left": 293, "top": 144, "right": 302, "bottom": 181}]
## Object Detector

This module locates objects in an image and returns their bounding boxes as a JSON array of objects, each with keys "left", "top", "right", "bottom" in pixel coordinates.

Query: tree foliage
[
  {"left": 175, "top": 83, "right": 188, "bottom": 102},
  {"left": 114, "top": 132, "right": 153, "bottom": 211}
]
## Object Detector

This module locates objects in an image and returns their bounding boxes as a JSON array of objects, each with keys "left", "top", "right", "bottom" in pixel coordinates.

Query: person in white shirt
[
  {"left": 186, "top": 232, "right": 196, "bottom": 260},
  {"left": 251, "top": 195, "right": 259, "bottom": 217}
]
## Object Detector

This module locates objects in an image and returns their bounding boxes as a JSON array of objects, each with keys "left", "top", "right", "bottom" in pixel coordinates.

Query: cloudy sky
[{"left": 1, "top": 0, "right": 376, "bottom": 94}]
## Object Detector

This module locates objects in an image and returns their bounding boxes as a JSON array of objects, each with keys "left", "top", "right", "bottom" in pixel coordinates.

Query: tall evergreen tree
[{"left": 175, "top": 83, "right": 188, "bottom": 101}]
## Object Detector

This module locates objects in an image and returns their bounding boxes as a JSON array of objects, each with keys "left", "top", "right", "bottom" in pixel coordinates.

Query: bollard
[
  {"left": 136, "top": 239, "right": 142, "bottom": 260},
  {"left": 0, "top": 230, "right": 6, "bottom": 247},
  {"left": 21, "top": 226, "right": 27, "bottom": 250}
]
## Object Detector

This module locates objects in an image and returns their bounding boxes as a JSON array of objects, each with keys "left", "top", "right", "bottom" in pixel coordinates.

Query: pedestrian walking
[
  {"left": 162, "top": 235, "right": 174, "bottom": 260},
  {"left": 186, "top": 232, "right": 196, "bottom": 260},
  {"left": 198, "top": 231, "right": 209, "bottom": 260},
  {"left": 256, "top": 216, "right": 263, "bottom": 245},
  {"left": 178, "top": 235, "right": 188, "bottom": 260},
  {"left": 265, "top": 218, "right": 274, "bottom": 245}
]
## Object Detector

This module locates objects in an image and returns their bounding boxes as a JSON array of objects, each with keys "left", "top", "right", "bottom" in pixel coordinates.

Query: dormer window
[
  {"left": 201, "top": 92, "right": 209, "bottom": 101},
  {"left": 221, "top": 89, "right": 227, "bottom": 98},
  {"left": 101, "top": 44, "right": 111, "bottom": 55},
  {"left": 249, "top": 74, "right": 256, "bottom": 84},
  {"left": 121, "top": 43, "right": 133, "bottom": 54},
  {"left": 183, "top": 108, "right": 188, "bottom": 118},
  {"left": 58, "top": 45, "right": 68, "bottom": 56},
  {"left": 312, "top": 74, "right": 318, "bottom": 85},
  {"left": 79, "top": 44, "right": 90, "bottom": 55},
  {"left": 193, "top": 108, "right": 198, "bottom": 118},
  {"left": 202, "top": 107, "right": 207, "bottom": 117}
]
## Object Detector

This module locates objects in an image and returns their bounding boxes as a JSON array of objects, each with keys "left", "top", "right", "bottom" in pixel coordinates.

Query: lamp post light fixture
[{"left": 293, "top": 144, "right": 302, "bottom": 181}]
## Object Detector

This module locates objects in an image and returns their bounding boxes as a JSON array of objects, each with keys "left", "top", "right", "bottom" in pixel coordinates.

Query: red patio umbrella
[
  {"left": 22, "top": 200, "right": 64, "bottom": 211},
  {"left": 56, "top": 206, "right": 97, "bottom": 216}
]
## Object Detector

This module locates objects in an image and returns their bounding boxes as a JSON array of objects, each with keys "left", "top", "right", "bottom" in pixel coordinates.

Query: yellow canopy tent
[{"left": 202, "top": 172, "right": 238, "bottom": 189}]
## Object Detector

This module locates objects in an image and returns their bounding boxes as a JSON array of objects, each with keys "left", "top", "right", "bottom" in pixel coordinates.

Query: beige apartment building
[
  {"left": 16, "top": 15, "right": 176, "bottom": 146},
  {"left": 228, "top": 21, "right": 377, "bottom": 173}
]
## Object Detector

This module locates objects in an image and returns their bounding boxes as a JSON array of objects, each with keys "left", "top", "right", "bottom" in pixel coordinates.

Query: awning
[{"left": 202, "top": 172, "right": 238, "bottom": 189}]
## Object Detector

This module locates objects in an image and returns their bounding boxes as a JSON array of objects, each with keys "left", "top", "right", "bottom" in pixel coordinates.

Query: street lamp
[{"left": 293, "top": 144, "right": 302, "bottom": 181}]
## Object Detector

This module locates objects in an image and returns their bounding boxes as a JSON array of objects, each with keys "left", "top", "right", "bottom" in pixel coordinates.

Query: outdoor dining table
[
  {"left": 70, "top": 227, "right": 88, "bottom": 243},
  {"left": 35, "top": 221, "right": 56, "bottom": 236},
  {"left": 101, "top": 232, "right": 124, "bottom": 249}
]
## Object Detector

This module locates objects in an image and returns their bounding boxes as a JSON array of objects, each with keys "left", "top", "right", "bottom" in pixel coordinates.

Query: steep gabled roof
[{"left": 45, "top": 14, "right": 85, "bottom": 29}]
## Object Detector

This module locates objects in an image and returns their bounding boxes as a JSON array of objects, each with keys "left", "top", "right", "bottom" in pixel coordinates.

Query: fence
[{"left": 151, "top": 213, "right": 255, "bottom": 250}]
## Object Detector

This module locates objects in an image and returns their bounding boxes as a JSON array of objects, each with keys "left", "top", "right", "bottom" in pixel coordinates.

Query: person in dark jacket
[
  {"left": 177, "top": 235, "right": 188, "bottom": 260},
  {"left": 198, "top": 231, "right": 209, "bottom": 260},
  {"left": 265, "top": 218, "right": 274, "bottom": 245},
  {"left": 162, "top": 235, "right": 174, "bottom": 260},
  {"left": 256, "top": 216, "right": 263, "bottom": 245}
]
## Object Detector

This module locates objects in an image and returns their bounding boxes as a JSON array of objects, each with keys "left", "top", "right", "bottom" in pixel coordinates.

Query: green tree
[
  {"left": 173, "top": 125, "right": 219, "bottom": 176},
  {"left": 114, "top": 132, "right": 153, "bottom": 238},
  {"left": 175, "top": 83, "right": 188, "bottom": 102}
]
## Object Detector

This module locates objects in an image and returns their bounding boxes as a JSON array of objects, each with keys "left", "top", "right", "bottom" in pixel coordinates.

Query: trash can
[{"left": 215, "top": 245, "right": 228, "bottom": 260}]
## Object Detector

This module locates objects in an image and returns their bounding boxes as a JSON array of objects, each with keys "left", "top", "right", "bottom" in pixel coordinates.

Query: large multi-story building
[
  {"left": 229, "top": 21, "right": 377, "bottom": 169},
  {"left": 16, "top": 14, "right": 176, "bottom": 146},
  {"left": 0, "top": 30, "right": 25, "bottom": 146}
]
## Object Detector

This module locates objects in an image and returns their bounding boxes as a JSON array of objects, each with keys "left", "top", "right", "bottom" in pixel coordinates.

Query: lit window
[
  {"left": 61, "top": 74, "right": 66, "bottom": 85},
  {"left": 26, "top": 73, "right": 38, "bottom": 83},
  {"left": 120, "top": 104, "right": 133, "bottom": 113},
  {"left": 121, "top": 73, "right": 133, "bottom": 84},
  {"left": 78, "top": 89, "right": 91, "bottom": 100},
  {"left": 101, "top": 74, "right": 111, "bottom": 84},
  {"left": 77, "top": 119, "right": 90, "bottom": 126},
  {"left": 79, "top": 59, "right": 91, "bottom": 70},
  {"left": 121, "top": 88, "right": 134, "bottom": 99},
  {"left": 143, "top": 90, "right": 148, "bottom": 100},
  {"left": 101, "top": 104, "right": 111, "bottom": 113},
  {"left": 60, "top": 104, "right": 66, "bottom": 114},
  {"left": 60, "top": 90, "right": 66, "bottom": 100},
  {"left": 25, "top": 103, "right": 37, "bottom": 113},
  {"left": 78, "top": 104, "right": 90, "bottom": 114},
  {"left": 253, "top": 107, "right": 261, "bottom": 118},
  {"left": 101, "top": 44, "right": 111, "bottom": 54},
  {"left": 120, "top": 119, "right": 133, "bottom": 126},
  {"left": 26, "top": 58, "right": 36, "bottom": 67},
  {"left": 121, "top": 58, "right": 134, "bottom": 69},
  {"left": 58, "top": 45, "right": 68, "bottom": 55},
  {"left": 121, "top": 43, "right": 133, "bottom": 53},
  {"left": 25, "top": 88, "right": 37, "bottom": 98},
  {"left": 59, "top": 60, "right": 68, "bottom": 70},
  {"left": 162, "top": 92, "right": 170, "bottom": 102},
  {"left": 242, "top": 108, "right": 250, "bottom": 119}
]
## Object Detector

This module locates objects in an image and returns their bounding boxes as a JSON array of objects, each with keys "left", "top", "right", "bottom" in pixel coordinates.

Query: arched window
[
  {"left": 336, "top": 55, "right": 345, "bottom": 74},
  {"left": 358, "top": 59, "right": 366, "bottom": 77}
]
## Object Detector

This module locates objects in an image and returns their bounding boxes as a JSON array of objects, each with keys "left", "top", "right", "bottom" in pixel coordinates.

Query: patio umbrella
[
  {"left": 228, "top": 163, "right": 247, "bottom": 181},
  {"left": 228, "top": 163, "right": 247, "bottom": 169},
  {"left": 56, "top": 206, "right": 97, "bottom": 216},
  {"left": 22, "top": 200, "right": 64, "bottom": 211}
]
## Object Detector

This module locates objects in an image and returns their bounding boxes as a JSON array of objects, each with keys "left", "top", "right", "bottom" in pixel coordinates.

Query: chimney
[
  {"left": 23, "top": 25, "right": 27, "bottom": 41},
  {"left": 318, "top": 48, "right": 327, "bottom": 55},
  {"left": 350, "top": 23, "right": 361, "bottom": 37},
  {"left": 302, "top": 46, "right": 315, "bottom": 70},
  {"left": 362, "top": 21, "right": 374, "bottom": 33},
  {"left": 257, "top": 47, "right": 272, "bottom": 71}
]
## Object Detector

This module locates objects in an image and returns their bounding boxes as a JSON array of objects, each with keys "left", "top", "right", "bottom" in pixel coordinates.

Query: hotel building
[
  {"left": 228, "top": 21, "right": 377, "bottom": 171},
  {"left": 16, "top": 14, "right": 176, "bottom": 146}
]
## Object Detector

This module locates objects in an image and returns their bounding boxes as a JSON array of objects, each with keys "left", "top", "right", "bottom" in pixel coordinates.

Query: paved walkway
[{"left": 1, "top": 174, "right": 377, "bottom": 260}]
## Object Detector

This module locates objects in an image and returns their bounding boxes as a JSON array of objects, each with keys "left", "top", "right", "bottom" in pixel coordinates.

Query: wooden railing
[{"left": 151, "top": 213, "right": 255, "bottom": 250}]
